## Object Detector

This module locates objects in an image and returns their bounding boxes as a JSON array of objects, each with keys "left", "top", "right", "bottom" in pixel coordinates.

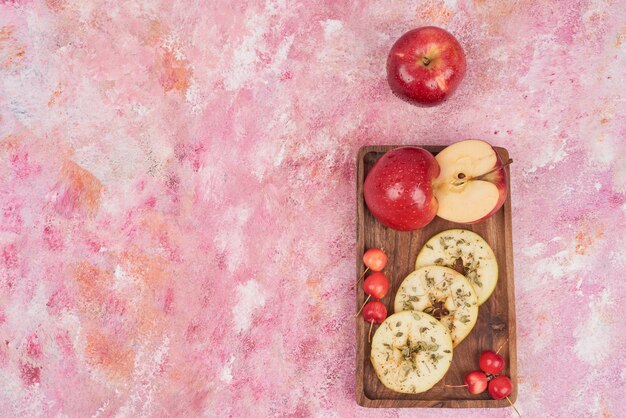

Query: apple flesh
[
  {"left": 364, "top": 147, "right": 439, "bottom": 231},
  {"left": 387, "top": 26, "right": 466, "bottom": 106},
  {"left": 433, "top": 140, "right": 508, "bottom": 224}
]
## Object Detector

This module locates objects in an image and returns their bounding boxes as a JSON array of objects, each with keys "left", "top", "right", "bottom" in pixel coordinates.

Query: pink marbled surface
[{"left": 0, "top": 0, "right": 624, "bottom": 417}]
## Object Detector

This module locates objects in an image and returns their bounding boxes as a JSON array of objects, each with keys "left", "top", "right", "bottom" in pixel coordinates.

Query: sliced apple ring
[
  {"left": 415, "top": 229, "right": 498, "bottom": 305},
  {"left": 394, "top": 266, "right": 478, "bottom": 347},
  {"left": 371, "top": 310, "right": 453, "bottom": 394}
]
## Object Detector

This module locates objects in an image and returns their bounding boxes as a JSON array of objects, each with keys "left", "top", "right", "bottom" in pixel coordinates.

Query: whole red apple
[
  {"left": 387, "top": 26, "right": 466, "bottom": 106},
  {"left": 364, "top": 147, "right": 439, "bottom": 231}
]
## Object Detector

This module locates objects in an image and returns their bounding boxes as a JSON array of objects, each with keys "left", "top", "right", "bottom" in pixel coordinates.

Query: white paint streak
[
  {"left": 220, "top": 355, "right": 235, "bottom": 384},
  {"left": 185, "top": 78, "right": 204, "bottom": 114},
  {"left": 320, "top": 19, "right": 343, "bottom": 40},
  {"left": 574, "top": 289, "right": 616, "bottom": 366},
  {"left": 233, "top": 280, "right": 266, "bottom": 333},
  {"left": 162, "top": 33, "right": 186, "bottom": 60},
  {"left": 525, "top": 140, "right": 568, "bottom": 174},
  {"left": 113, "top": 264, "right": 138, "bottom": 292},
  {"left": 522, "top": 242, "right": 546, "bottom": 258},
  {"left": 270, "top": 35, "right": 295, "bottom": 74},
  {"left": 91, "top": 400, "right": 111, "bottom": 418},
  {"left": 116, "top": 337, "right": 170, "bottom": 418},
  {"left": 575, "top": 276, "right": 584, "bottom": 296}
]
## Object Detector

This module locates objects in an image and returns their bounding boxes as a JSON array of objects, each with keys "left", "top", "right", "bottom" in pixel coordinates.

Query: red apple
[
  {"left": 364, "top": 147, "right": 439, "bottom": 231},
  {"left": 433, "top": 139, "right": 508, "bottom": 223},
  {"left": 387, "top": 26, "right": 466, "bottom": 106}
]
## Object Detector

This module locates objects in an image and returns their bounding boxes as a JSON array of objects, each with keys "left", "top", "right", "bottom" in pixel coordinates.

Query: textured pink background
[{"left": 1, "top": 1, "right": 625, "bottom": 417}]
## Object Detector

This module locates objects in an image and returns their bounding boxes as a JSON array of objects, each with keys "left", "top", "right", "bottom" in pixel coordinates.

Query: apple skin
[
  {"left": 387, "top": 26, "right": 466, "bottom": 106},
  {"left": 364, "top": 147, "right": 440, "bottom": 231},
  {"left": 473, "top": 151, "right": 508, "bottom": 223}
]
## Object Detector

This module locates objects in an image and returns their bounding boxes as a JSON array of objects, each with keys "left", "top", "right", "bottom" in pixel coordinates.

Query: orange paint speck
[
  {"left": 159, "top": 50, "right": 192, "bottom": 93},
  {"left": 54, "top": 161, "right": 103, "bottom": 216},
  {"left": 306, "top": 277, "right": 323, "bottom": 321},
  {"left": 85, "top": 331, "right": 134, "bottom": 379},
  {"left": 72, "top": 262, "right": 111, "bottom": 305},
  {"left": 146, "top": 20, "right": 166, "bottom": 46},
  {"left": 0, "top": 134, "right": 22, "bottom": 151},
  {"left": 119, "top": 251, "right": 170, "bottom": 287},
  {"left": 416, "top": 2, "right": 453, "bottom": 25},
  {"left": 616, "top": 28, "right": 625, "bottom": 48},
  {"left": 46, "top": 0, "right": 65, "bottom": 12},
  {"left": 48, "top": 84, "right": 63, "bottom": 107},
  {"left": 0, "top": 26, "right": 26, "bottom": 70},
  {"left": 575, "top": 222, "right": 604, "bottom": 255},
  {"left": 575, "top": 231, "right": 592, "bottom": 255}
]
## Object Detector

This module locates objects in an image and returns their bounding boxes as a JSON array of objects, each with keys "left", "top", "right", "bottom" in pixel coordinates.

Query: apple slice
[
  {"left": 394, "top": 266, "right": 478, "bottom": 347},
  {"left": 371, "top": 310, "right": 453, "bottom": 394},
  {"left": 415, "top": 229, "right": 498, "bottom": 305},
  {"left": 433, "top": 139, "right": 509, "bottom": 224}
]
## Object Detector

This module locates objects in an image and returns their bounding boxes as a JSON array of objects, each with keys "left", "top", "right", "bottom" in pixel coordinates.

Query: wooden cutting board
[{"left": 355, "top": 145, "right": 517, "bottom": 408}]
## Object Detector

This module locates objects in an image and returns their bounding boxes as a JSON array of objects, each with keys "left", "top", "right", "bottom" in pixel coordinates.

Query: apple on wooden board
[
  {"left": 363, "top": 147, "right": 440, "bottom": 231},
  {"left": 387, "top": 26, "right": 466, "bottom": 106},
  {"left": 433, "top": 140, "right": 508, "bottom": 224},
  {"left": 363, "top": 141, "right": 509, "bottom": 231}
]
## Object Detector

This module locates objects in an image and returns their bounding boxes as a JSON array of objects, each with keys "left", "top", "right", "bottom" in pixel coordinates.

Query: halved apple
[
  {"left": 433, "top": 139, "right": 508, "bottom": 224},
  {"left": 415, "top": 229, "right": 498, "bottom": 305},
  {"left": 394, "top": 266, "right": 478, "bottom": 347},
  {"left": 370, "top": 310, "right": 453, "bottom": 394}
]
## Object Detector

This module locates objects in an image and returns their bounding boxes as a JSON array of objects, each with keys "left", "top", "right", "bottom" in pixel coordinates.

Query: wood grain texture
[{"left": 355, "top": 145, "right": 517, "bottom": 408}]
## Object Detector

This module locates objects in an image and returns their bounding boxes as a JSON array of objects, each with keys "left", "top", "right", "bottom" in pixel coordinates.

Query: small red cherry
[
  {"left": 488, "top": 375, "right": 513, "bottom": 400},
  {"left": 363, "top": 248, "right": 387, "bottom": 271},
  {"left": 464, "top": 370, "right": 488, "bottom": 394},
  {"left": 480, "top": 350, "right": 505, "bottom": 375},
  {"left": 363, "top": 272, "right": 390, "bottom": 299},
  {"left": 362, "top": 301, "right": 387, "bottom": 324},
  {"left": 362, "top": 301, "right": 387, "bottom": 343}
]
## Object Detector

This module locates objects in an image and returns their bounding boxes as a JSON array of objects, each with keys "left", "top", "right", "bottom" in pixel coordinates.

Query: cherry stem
[
  {"left": 452, "top": 159, "right": 514, "bottom": 186},
  {"left": 444, "top": 384, "right": 468, "bottom": 388},
  {"left": 368, "top": 320, "right": 374, "bottom": 343},
  {"left": 354, "top": 267, "right": 370, "bottom": 287},
  {"left": 506, "top": 396, "right": 521, "bottom": 418},
  {"left": 496, "top": 338, "right": 509, "bottom": 355},
  {"left": 354, "top": 294, "right": 371, "bottom": 317}
]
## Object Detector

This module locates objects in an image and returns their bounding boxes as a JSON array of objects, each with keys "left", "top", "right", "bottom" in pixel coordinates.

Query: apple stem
[
  {"left": 506, "top": 396, "right": 522, "bottom": 418},
  {"left": 354, "top": 267, "right": 370, "bottom": 288},
  {"left": 354, "top": 294, "right": 371, "bottom": 317},
  {"left": 496, "top": 337, "right": 509, "bottom": 354},
  {"left": 368, "top": 319, "right": 374, "bottom": 343},
  {"left": 421, "top": 56, "right": 432, "bottom": 66},
  {"left": 474, "top": 159, "right": 514, "bottom": 180},
  {"left": 451, "top": 159, "right": 513, "bottom": 186}
]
